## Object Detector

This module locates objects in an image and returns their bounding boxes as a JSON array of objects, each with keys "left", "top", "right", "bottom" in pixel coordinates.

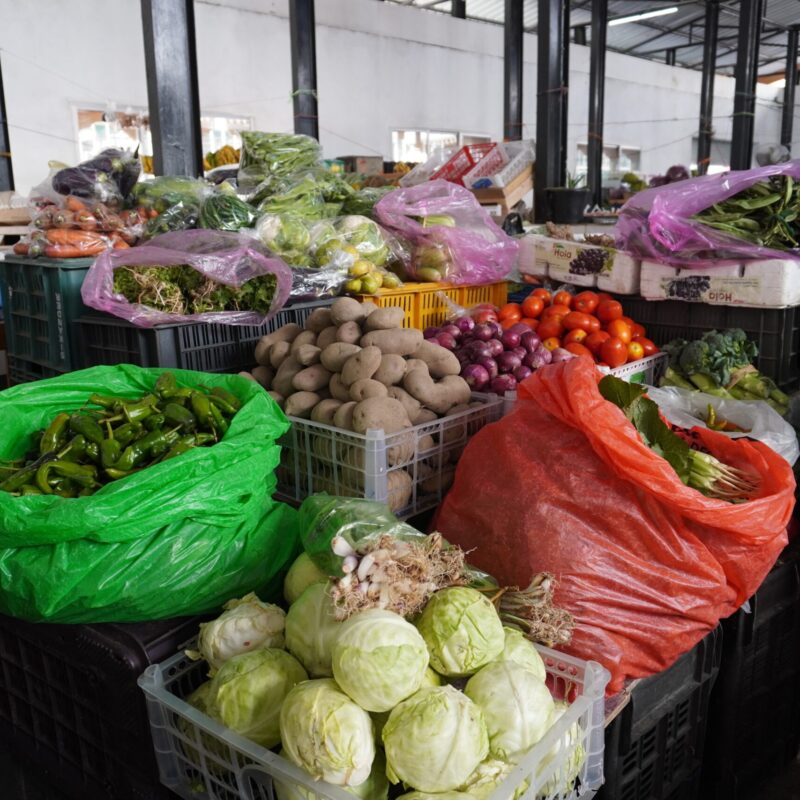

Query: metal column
[
  {"left": 697, "top": 0, "right": 719, "bottom": 174},
  {"left": 781, "top": 26, "right": 798, "bottom": 152},
  {"left": 534, "top": 0, "right": 568, "bottom": 222},
  {"left": 730, "top": 0, "right": 764, "bottom": 170},
  {"left": 560, "top": 0, "right": 570, "bottom": 186},
  {"left": 141, "top": 0, "right": 203, "bottom": 177},
  {"left": 452, "top": 0, "right": 466, "bottom": 18},
  {"left": 0, "top": 54, "right": 13, "bottom": 191},
  {"left": 290, "top": 0, "right": 319, "bottom": 140},
  {"left": 504, "top": 0, "right": 524, "bottom": 141},
  {"left": 587, "top": 0, "right": 607, "bottom": 208}
]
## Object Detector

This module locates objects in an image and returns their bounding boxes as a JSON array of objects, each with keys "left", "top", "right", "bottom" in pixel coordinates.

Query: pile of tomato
[{"left": 495, "top": 289, "right": 659, "bottom": 368}]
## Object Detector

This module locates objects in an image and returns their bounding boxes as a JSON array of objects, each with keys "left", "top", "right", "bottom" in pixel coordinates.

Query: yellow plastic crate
[{"left": 357, "top": 281, "right": 508, "bottom": 329}]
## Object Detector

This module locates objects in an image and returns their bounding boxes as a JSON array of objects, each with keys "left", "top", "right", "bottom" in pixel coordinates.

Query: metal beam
[
  {"left": 782, "top": 27, "right": 799, "bottom": 152},
  {"left": 290, "top": 0, "right": 319, "bottom": 140},
  {"left": 452, "top": 0, "right": 466, "bottom": 18},
  {"left": 534, "top": 0, "right": 567, "bottom": 222},
  {"left": 731, "top": 0, "right": 764, "bottom": 170},
  {"left": 560, "top": 0, "right": 570, "bottom": 187},
  {"left": 0, "top": 54, "right": 13, "bottom": 191},
  {"left": 588, "top": 0, "right": 607, "bottom": 208},
  {"left": 504, "top": 0, "right": 524, "bottom": 140},
  {"left": 574, "top": 25, "right": 587, "bottom": 46},
  {"left": 665, "top": 48, "right": 676, "bottom": 65},
  {"left": 141, "top": 0, "right": 203, "bottom": 176},
  {"left": 697, "top": 0, "right": 719, "bottom": 175}
]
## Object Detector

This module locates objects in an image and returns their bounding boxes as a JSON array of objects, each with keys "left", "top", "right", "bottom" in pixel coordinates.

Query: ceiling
[{"left": 387, "top": 0, "right": 800, "bottom": 78}]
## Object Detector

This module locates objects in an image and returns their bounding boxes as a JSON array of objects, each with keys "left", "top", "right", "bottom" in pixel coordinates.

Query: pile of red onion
[{"left": 423, "top": 316, "right": 574, "bottom": 394}]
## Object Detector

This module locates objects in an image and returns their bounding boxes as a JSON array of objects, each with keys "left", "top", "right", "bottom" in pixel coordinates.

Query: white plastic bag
[{"left": 647, "top": 386, "right": 800, "bottom": 466}]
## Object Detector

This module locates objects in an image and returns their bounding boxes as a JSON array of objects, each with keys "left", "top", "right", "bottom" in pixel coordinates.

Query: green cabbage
[
  {"left": 371, "top": 667, "right": 442, "bottom": 741},
  {"left": 206, "top": 648, "right": 307, "bottom": 748},
  {"left": 333, "top": 609, "right": 429, "bottom": 712},
  {"left": 458, "top": 758, "right": 529, "bottom": 800},
  {"left": 336, "top": 215, "right": 390, "bottom": 265},
  {"left": 187, "top": 592, "right": 286, "bottom": 674},
  {"left": 382, "top": 686, "right": 488, "bottom": 792},
  {"left": 284, "top": 553, "right": 327, "bottom": 605},
  {"left": 256, "top": 213, "right": 312, "bottom": 265},
  {"left": 279, "top": 678, "right": 376, "bottom": 786},
  {"left": 496, "top": 627, "right": 546, "bottom": 682},
  {"left": 285, "top": 581, "right": 343, "bottom": 677},
  {"left": 538, "top": 701, "right": 585, "bottom": 797},
  {"left": 416, "top": 587, "right": 505, "bottom": 677},
  {"left": 464, "top": 661, "right": 554, "bottom": 763}
]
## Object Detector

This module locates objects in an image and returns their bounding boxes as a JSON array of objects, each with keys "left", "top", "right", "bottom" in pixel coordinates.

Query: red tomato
[
  {"left": 565, "top": 342, "right": 594, "bottom": 359},
  {"left": 627, "top": 341, "right": 645, "bottom": 362},
  {"left": 620, "top": 315, "right": 637, "bottom": 329},
  {"left": 633, "top": 336, "right": 658, "bottom": 356},
  {"left": 542, "top": 337, "right": 561, "bottom": 351},
  {"left": 542, "top": 303, "right": 571, "bottom": 320},
  {"left": 596, "top": 292, "right": 614, "bottom": 304},
  {"left": 518, "top": 317, "right": 539, "bottom": 330},
  {"left": 630, "top": 322, "right": 646, "bottom": 339},
  {"left": 606, "top": 319, "right": 633, "bottom": 344},
  {"left": 584, "top": 330, "right": 610, "bottom": 355},
  {"left": 597, "top": 300, "right": 623, "bottom": 323},
  {"left": 601, "top": 337, "right": 628, "bottom": 368},
  {"left": 564, "top": 329, "right": 588, "bottom": 345},
  {"left": 585, "top": 315, "right": 601, "bottom": 333},
  {"left": 532, "top": 288, "right": 552, "bottom": 306},
  {"left": 553, "top": 290, "right": 573, "bottom": 308},
  {"left": 572, "top": 291, "right": 599, "bottom": 314},
  {"left": 500, "top": 317, "right": 520, "bottom": 330},
  {"left": 562, "top": 311, "right": 596, "bottom": 332},
  {"left": 498, "top": 303, "right": 522, "bottom": 321},
  {"left": 521, "top": 295, "right": 544, "bottom": 319},
  {"left": 522, "top": 273, "right": 538, "bottom": 284},
  {"left": 474, "top": 309, "right": 498, "bottom": 324},
  {"left": 537, "top": 318, "right": 565, "bottom": 340}
]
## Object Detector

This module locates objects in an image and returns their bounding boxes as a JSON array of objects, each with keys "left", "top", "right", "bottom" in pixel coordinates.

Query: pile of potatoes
[{"left": 242, "top": 297, "right": 479, "bottom": 512}]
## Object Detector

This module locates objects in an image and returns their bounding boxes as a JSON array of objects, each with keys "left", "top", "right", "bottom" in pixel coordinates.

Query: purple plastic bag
[
  {"left": 375, "top": 180, "right": 518, "bottom": 285},
  {"left": 81, "top": 229, "right": 292, "bottom": 327},
  {"left": 615, "top": 161, "right": 800, "bottom": 267}
]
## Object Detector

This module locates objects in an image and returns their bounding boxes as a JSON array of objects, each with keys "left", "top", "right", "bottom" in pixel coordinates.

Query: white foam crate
[
  {"left": 640, "top": 258, "right": 800, "bottom": 308},
  {"left": 518, "top": 235, "right": 640, "bottom": 295},
  {"left": 275, "top": 393, "right": 504, "bottom": 519},
  {"left": 138, "top": 645, "right": 610, "bottom": 800}
]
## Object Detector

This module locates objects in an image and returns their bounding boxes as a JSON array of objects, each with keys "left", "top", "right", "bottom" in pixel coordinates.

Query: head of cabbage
[
  {"left": 206, "top": 648, "right": 307, "bottom": 749},
  {"left": 496, "top": 627, "right": 546, "bottom": 682},
  {"left": 336, "top": 215, "right": 389, "bottom": 264},
  {"left": 275, "top": 747, "right": 388, "bottom": 800},
  {"left": 416, "top": 587, "right": 505, "bottom": 678},
  {"left": 284, "top": 553, "right": 327, "bottom": 606},
  {"left": 332, "top": 609, "right": 429, "bottom": 713},
  {"left": 188, "top": 592, "right": 286, "bottom": 674},
  {"left": 256, "top": 213, "right": 312, "bottom": 265},
  {"left": 279, "top": 678, "right": 376, "bottom": 787},
  {"left": 382, "top": 685, "right": 488, "bottom": 793},
  {"left": 538, "top": 701, "right": 585, "bottom": 797},
  {"left": 457, "top": 758, "right": 529, "bottom": 800},
  {"left": 464, "top": 660, "right": 554, "bottom": 763},
  {"left": 285, "top": 581, "right": 342, "bottom": 677},
  {"left": 371, "top": 667, "right": 442, "bottom": 741}
]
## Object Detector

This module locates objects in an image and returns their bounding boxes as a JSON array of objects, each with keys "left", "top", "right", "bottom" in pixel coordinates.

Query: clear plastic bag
[
  {"left": 615, "top": 161, "right": 800, "bottom": 267},
  {"left": 81, "top": 229, "right": 292, "bottom": 327},
  {"left": 375, "top": 180, "right": 518, "bottom": 285},
  {"left": 238, "top": 132, "right": 322, "bottom": 196},
  {"left": 646, "top": 386, "right": 800, "bottom": 466}
]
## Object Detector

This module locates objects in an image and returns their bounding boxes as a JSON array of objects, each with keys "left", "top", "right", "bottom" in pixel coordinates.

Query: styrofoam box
[
  {"left": 518, "top": 234, "right": 641, "bottom": 294},
  {"left": 139, "top": 646, "right": 610, "bottom": 800},
  {"left": 640, "top": 258, "right": 800, "bottom": 308}
]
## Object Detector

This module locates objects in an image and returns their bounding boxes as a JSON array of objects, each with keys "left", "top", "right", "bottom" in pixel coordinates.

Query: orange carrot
[
  {"left": 76, "top": 211, "right": 99, "bottom": 231},
  {"left": 44, "top": 243, "right": 106, "bottom": 258},
  {"left": 65, "top": 196, "right": 88, "bottom": 213},
  {"left": 13, "top": 241, "right": 29, "bottom": 255},
  {"left": 45, "top": 229, "right": 106, "bottom": 246}
]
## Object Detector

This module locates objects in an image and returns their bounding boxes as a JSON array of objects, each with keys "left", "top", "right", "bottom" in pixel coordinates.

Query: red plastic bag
[{"left": 434, "top": 358, "right": 794, "bottom": 693}]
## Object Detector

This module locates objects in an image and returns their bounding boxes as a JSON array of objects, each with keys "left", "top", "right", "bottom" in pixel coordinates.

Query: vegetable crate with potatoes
[{"left": 0, "top": 255, "right": 94, "bottom": 381}]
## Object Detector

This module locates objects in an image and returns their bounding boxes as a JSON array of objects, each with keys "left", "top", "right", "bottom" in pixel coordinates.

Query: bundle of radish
[{"left": 424, "top": 317, "right": 572, "bottom": 395}]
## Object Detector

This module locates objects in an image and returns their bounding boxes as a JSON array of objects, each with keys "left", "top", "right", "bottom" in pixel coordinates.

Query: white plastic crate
[
  {"left": 464, "top": 141, "right": 535, "bottom": 190},
  {"left": 597, "top": 352, "right": 668, "bottom": 385},
  {"left": 138, "top": 645, "right": 610, "bottom": 800},
  {"left": 275, "top": 393, "right": 505, "bottom": 519}
]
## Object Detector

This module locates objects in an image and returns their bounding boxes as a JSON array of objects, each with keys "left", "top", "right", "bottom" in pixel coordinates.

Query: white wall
[{"left": 0, "top": 0, "right": 784, "bottom": 194}]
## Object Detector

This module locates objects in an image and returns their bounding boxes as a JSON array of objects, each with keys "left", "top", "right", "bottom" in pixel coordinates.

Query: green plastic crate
[{"left": 0, "top": 255, "right": 93, "bottom": 374}]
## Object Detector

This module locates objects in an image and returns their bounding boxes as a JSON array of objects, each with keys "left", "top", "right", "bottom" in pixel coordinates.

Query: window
[
  {"left": 575, "top": 143, "right": 641, "bottom": 180},
  {"left": 391, "top": 130, "right": 490, "bottom": 162}
]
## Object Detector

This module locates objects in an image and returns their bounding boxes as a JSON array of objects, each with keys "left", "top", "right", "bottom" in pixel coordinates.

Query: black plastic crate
[
  {"left": 614, "top": 295, "right": 800, "bottom": 391},
  {"left": 76, "top": 297, "right": 335, "bottom": 373},
  {"left": 702, "top": 536, "right": 800, "bottom": 799},
  {"left": 0, "top": 614, "right": 203, "bottom": 800},
  {"left": 597, "top": 626, "right": 722, "bottom": 800},
  {"left": 7, "top": 355, "right": 67, "bottom": 386}
]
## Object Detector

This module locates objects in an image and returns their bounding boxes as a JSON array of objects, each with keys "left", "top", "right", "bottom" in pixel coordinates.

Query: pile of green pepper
[{"left": 0, "top": 372, "right": 240, "bottom": 498}]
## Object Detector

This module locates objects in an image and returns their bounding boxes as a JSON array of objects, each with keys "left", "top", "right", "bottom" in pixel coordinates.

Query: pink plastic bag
[
  {"left": 81, "top": 229, "right": 292, "bottom": 327},
  {"left": 615, "top": 161, "right": 800, "bottom": 267},
  {"left": 375, "top": 180, "right": 518, "bottom": 285}
]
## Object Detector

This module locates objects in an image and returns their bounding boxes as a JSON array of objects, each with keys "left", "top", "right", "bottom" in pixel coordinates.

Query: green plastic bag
[{"left": 0, "top": 365, "right": 298, "bottom": 623}]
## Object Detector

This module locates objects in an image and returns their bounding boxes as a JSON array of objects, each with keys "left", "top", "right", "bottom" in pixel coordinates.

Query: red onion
[
  {"left": 436, "top": 333, "right": 457, "bottom": 350},
  {"left": 550, "top": 347, "right": 575, "bottom": 363},
  {"left": 524, "top": 346, "right": 552, "bottom": 369},
  {"left": 455, "top": 316, "right": 475, "bottom": 333},
  {"left": 512, "top": 346, "right": 527, "bottom": 360},
  {"left": 520, "top": 331, "right": 541, "bottom": 352},
  {"left": 496, "top": 351, "right": 522, "bottom": 374},
  {"left": 508, "top": 322, "right": 531, "bottom": 337},
  {"left": 473, "top": 323, "right": 494, "bottom": 342},
  {"left": 461, "top": 363, "right": 490, "bottom": 390},
  {"left": 424, "top": 326, "right": 440, "bottom": 339},
  {"left": 501, "top": 330, "right": 521, "bottom": 349},
  {"left": 440, "top": 323, "right": 461, "bottom": 340},
  {"left": 478, "top": 357, "right": 499, "bottom": 380},
  {"left": 490, "top": 374, "right": 518, "bottom": 394},
  {"left": 514, "top": 365, "right": 533, "bottom": 382},
  {"left": 486, "top": 338, "right": 504, "bottom": 358},
  {"left": 464, "top": 341, "right": 493, "bottom": 361},
  {"left": 486, "top": 321, "right": 503, "bottom": 338}
]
